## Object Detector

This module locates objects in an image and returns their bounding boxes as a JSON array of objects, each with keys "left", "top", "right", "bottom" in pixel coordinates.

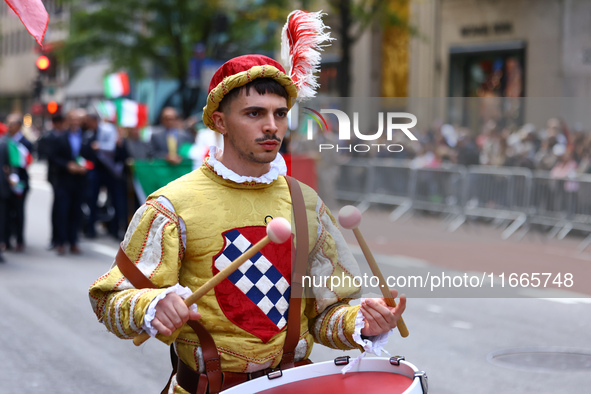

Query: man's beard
[{"left": 242, "top": 147, "right": 281, "bottom": 164}]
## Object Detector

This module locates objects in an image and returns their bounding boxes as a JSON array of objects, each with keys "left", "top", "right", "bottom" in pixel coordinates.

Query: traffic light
[
  {"left": 36, "top": 55, "right": 50, "bottom": 72},
  {"left": 47, "top": 101, "right": 59, "bottom": 115},
  {"left": 35, "top": 53, "right": 56, "bottom": 79}
]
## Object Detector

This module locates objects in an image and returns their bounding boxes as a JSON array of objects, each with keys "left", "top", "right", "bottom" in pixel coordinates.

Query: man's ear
[{"left": 211, "top": 111, "right": 226, "bottom": 135}]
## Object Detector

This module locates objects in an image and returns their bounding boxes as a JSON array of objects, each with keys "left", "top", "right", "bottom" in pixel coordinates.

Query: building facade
[
  {"left": 408, "top": 0, "right": 591, "bottom": 130},
  {"left": 0, "top": 0, "right": 68, "bottom": 121}
]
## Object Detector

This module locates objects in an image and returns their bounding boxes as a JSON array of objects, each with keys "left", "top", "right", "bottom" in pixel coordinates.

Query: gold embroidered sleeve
[
  {"left": 88, "top": 200, "right": 183, "bottom": 339},
  {"left": 305, "top": 201, "right": 364, "bottom": 350},
  {"left": 309, "top": 302, "right": 363, "bottom": 351}
]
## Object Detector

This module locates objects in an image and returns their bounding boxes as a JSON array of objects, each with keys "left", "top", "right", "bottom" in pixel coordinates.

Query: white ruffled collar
[{"left": 207, "top": 146, "right": 287, "bottom": 184}]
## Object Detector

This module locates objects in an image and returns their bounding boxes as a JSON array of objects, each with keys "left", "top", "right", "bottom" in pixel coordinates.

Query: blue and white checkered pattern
[{"left": 215, "top": 229, "right": 290, "bottom": 329}]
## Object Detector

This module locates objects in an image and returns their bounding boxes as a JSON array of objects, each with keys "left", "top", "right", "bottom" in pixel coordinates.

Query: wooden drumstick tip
[
  {"left": 338, "top": 205, "right": 362, "bottom": 230},
  {"left": 267, "top": 217, "right": 292, "bottom": 244}
]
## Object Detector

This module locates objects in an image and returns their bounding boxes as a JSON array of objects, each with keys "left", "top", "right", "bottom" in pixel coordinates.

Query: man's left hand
[{"left": 360, "top": 289, "right": 406, "bottom": 337}]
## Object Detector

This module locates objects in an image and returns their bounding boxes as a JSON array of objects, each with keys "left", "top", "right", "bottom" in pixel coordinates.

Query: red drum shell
[
  {"left": 223, "top": 357, "right": 424, "bottom": 394},
  {"left": 259, "top": 371, "right": 412, "bottom": 394}
]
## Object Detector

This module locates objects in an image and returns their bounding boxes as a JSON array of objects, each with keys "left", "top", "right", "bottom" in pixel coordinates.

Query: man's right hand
[
  {"left": 151, "top": 293, "right": 201, "bottom": 336},
  {"left": 67, "top": 161, "right": 86, "bottom": 174}
]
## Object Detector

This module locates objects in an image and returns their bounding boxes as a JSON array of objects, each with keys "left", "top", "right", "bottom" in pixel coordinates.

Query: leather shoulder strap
[
  {"left": 281, "top": 176, "right": 309, "bottom": 369},
  {"left": 116, "top": 244, "right": 223, "bottom": 393},
  {"left": 115, "top": 245, "right": 157, "bottom": 289}
]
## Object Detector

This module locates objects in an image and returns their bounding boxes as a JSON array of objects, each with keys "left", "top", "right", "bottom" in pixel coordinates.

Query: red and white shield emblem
[{"left": 213, "top": 226, "right": 292, "bottom": 343}]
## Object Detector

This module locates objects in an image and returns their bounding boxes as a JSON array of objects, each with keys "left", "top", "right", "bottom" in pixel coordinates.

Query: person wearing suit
[
  {"left": 52, "top": 109, "right": 92, "bottom": 255},
  {"left": 83, "top": 114, "right": 128, "bottom": 239},
  {"left": 37, "top": 114, "right": 66, "bottom": 249},
  {"left": 2, "top": 114, "right": 33, "bottom": 252},
  {"left": 150, "top": 107, "right": 195, "bottom": 165}
]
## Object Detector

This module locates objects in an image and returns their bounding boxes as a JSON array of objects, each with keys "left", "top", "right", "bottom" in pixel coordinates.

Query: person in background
[
  {"left": 120, "top": 126, "right": 153, "bottom": 213},
  {"left": 52, "top": 109, "right": 92, "bottom": 255},
  {"left": 0, "top": 115, "right": 21, "bottom": 262},
  {"left": 2, "top": 114, "right": 33, "bottom": 252},
  {"left": 83, "top": 114, "right": 126, "bottom": 239},
  {"left": 534, "top": 136, "right": 559, "bottom": 171},
  {"left": 37, "top": 114, "right": 67, "bottom": 250},
  {"left": 122, "top": 126, "right": 152, "bottom": 160},
  {"left": 150, "top": 107, "right": 195, "bottom": 165},
  {"left": 455, "top": 131, "right": 481, "bottom": 166},
  {"left": 550, "top": 145, "right": 578, "bottom": 179}
]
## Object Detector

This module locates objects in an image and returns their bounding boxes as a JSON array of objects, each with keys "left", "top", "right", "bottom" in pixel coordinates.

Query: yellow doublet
[{"left": 89, "top": 161, "right": 363, "bottom": 384}]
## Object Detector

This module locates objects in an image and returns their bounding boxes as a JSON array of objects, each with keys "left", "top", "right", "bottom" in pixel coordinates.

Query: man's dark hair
[{"left": 218, "top": 78, "right": 289, "bottom": 113}]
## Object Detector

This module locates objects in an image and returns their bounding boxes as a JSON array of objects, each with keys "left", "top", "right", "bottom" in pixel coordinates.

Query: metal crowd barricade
[
  {"left": 336, "top": 159, "right": 464, "bottom": 221},
  {"left": 335, "top": 158, "right": 373, "bottom": 206},
  {"left": 334, "top": 159, "right": 591, "bottom": 248},
  {"left": 363, "top": 158, "right": 414, "bottom": 219},
  {"left": 529, "top": 172, "right": 591, "bottom": 249},
  {"left": 570, "top": 174, "right": 591, "bottom": 251},
  {"left": 528, "top": 172, "right": 574, "bottom": 238},
  {"left": 335, "top": 158, "right": 414, "bottom": 218},
  {"left": 449, "top": 166, "right": 532, "bottom": 239},
  {"left": 411, "top": 165, "right": 466, "bottom": 220}
]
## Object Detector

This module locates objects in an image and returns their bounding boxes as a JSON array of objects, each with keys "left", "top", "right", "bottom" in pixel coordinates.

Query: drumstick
[
  {"left": 133, "top": 217, "right": 292, "bottom": 346},
  {"left": 338, "top": 206, "right": 409, "bottom": 338}
]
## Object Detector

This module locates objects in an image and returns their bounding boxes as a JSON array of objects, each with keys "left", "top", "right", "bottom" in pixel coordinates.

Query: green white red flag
[
  {"left": 104, "top": 72, "right": 130, "bottom": 99},
  {"left": 115, "top": 99, "right": 148, "bottom": 128},
  {"left": 7, "top": 139, "right": 33, "bottom": 168},
  {"left": 4, "top": 0, "right": 48, "bottom": 46},
  {"left": 76, "top": 156, "right": 95, "bottom": 170},
  {"left": 94, "top": 100, "right": 117, "bottom": 122}
]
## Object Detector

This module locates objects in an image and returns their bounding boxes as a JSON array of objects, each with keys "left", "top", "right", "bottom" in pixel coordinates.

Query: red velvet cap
[
  {"left": 202, "top": 54, "right": 297, "bottom": 132},
  {"left": 208, "top": 55, "right": 288, "bottom": 94}
]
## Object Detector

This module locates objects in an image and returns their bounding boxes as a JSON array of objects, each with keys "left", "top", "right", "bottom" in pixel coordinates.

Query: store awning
[{"left": 64, "top": 62, "right": 111, "bottom": 98}]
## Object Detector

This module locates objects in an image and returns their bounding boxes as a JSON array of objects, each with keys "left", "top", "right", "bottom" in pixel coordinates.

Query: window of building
[{"left": 448, "top": 41, "right": 526, "bottom": 131}]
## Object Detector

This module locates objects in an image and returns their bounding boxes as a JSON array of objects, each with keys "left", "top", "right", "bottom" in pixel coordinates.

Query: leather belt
[{"left": 176, "top": 358, "right": 313, "bottom": 394}]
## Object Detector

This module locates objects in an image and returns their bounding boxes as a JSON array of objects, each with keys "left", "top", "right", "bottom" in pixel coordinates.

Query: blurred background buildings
[{"left": 1, "top": 0, "right": 591, "bottom": 130}]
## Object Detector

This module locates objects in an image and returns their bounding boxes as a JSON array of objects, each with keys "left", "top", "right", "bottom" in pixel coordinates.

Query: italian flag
[
  {"left": 95, "top": 100, "right": 117, "bottom": 122},
  {"left": 104, "top": 72, "right": 130, "bottom": 99},
  {"left": 7, "top": 139, "right": 33, "bottom": 168},
  {"left": 76, "top": 156, "right": 95, "bottom": 170},
  {"left": 115, "top": 99, "right": 148, "bottom": 128}
]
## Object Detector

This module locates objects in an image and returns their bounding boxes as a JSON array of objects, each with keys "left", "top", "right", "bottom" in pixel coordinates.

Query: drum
[{"left": 223, "top": 356, "right": 428, "bottom": 394}]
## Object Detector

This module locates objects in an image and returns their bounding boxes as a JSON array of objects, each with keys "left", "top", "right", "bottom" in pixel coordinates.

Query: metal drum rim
[{"left": 222, "top": 356, "right": 424, "bottom": 394}]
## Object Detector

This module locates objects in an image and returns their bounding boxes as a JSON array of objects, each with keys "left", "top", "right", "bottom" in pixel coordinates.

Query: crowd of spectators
[
  {"left": 355, "top": 117, "right": 591, "bottom": 178},
  {"left": 0, "top": 106, "right": 216, "bottom": 259}
]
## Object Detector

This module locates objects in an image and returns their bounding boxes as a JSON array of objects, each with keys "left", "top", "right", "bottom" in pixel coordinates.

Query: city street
[{"left": 1, "top": 163, "right": 590, "bottom": 393}]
